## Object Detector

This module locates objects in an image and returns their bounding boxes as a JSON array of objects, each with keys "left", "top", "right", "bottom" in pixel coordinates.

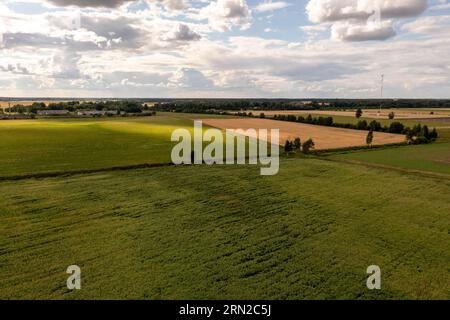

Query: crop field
[
  {"left": 0, "top": 115, "right": 223, "bottom": 178},
  {"left": 1, "top": 159, "right": 449, "bottom": 300},
  {"left": 0, "top": 117, "right": 185, "bottom": 177},
  {"left": 203, "top": 118, "right": 405, "bottom": 150}
]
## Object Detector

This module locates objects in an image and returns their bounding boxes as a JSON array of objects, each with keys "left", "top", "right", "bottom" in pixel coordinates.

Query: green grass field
[
  {"left": 1, "top": 159, "right": 449, "bottom": 300},
  {"left": 328, "top": 127, "right": 450, "bottom": 176},
  {"left": 0, "top": 115, "right": 215, "bottom": 177}
]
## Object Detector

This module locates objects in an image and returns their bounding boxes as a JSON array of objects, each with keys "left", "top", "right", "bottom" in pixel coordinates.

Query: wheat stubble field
[{"left": 203, "top": 118, "right": 405, "bottom": 150}]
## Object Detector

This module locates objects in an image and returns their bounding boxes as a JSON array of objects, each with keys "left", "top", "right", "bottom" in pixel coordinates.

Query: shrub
[
  {"left": 389, "top": 122, "right": 405, "bottom": 134},
  {"left": 369, "top": 120, "right": 382, "bottom": 132},
  {"left": 357, "top": 120, "right": 368, "bottom": 130},
  {"left": 294, "top": 137, "right": 301, "bottom": 150},
  {"left": 356, "top": 108, "right": 363, "bottom": 118},
  {"left": 284, "top": 140, "right": 293, "bottom": 153},
  {"left": 302, "top": 139, "right": 315, "bottom": 154}
]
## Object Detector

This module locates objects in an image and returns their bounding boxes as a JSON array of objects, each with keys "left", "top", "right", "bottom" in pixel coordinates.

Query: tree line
[
  {"left": 264, "top": 113, "right": 438, "bottom": 145},
  {"left": 154, "top": 99, "right": 450, "bottom": 113},
  {"left": 3, "top": 101, "right": 152, "bottom": 114}
]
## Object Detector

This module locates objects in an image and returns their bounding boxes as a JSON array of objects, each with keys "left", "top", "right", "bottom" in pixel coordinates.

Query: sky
[{"left": 0, "top": 0, "right": 449, "bottom": 98}]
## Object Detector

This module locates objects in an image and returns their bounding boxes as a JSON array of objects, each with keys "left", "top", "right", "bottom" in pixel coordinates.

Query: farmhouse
[{"left": 37, "top": 110, "right": 69, "bottom": 116}]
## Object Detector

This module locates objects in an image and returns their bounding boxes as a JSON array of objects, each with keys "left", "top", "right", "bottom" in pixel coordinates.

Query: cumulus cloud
[
  {"left": 200, "top": 0, "right": 251, "bottom": 31},
  {"left": 402, "top": 15, "right": 450, "bottom": 36},
  {"left": 163, "top": 24, "right": 201, "bottom": 42},
  {"left": 307, "top": 0, "right": 428, "bottom": 23},
  {"left": 170, "top": 68, "right": 214, "bottom": 89},
  {"left": 331, "top": 21, "right": 396, "bottom": 41},
  {"left": 46, "top": 0, "right": 135, "bottom": 8},
  {"left": 255, "top": 1, "right": 291, "bottom": 13},
  {"left": 46, "top": 0, "right": 188, "bottom": 10},
  {"left": 1, "top": 0, "right": 450, "bottom": 98},
  {"left": 306, "top": 0, "right": 428, "bottom": 41}
]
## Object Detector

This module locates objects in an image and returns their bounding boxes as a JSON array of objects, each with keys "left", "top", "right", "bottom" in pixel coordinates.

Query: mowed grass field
[
  {"left": 0, "top": 115, "right": 213, "bottom": 177},
  {"left": 1, "top": 159, "right": 449, "bottom": 300}
]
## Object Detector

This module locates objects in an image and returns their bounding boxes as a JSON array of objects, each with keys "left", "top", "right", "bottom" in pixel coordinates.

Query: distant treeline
[
  {"left": 3, "top": 101, "right": 151, "bottom": 114},
  {"left": 154, "top": 99, "right": 450, "bottom": 113}
]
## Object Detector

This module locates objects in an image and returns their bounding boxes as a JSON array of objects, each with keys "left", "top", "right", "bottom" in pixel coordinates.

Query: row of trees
[
  {"left": 154, "top": 99, "right": 450, "bottom": 113},
  {"left": 270, "top": 114, "right": 438, "bottom": 144},
  {"left": 284, "top": 137, "right": 315, "bottom": 154},
  {"left": 3, "top": 101, "right": 150, "bottom": 115}
]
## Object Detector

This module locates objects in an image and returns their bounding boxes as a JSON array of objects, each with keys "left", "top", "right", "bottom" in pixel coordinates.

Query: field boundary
[
  {"left": 0, "top": 162, "right": 175, "bottom": 182},
  {"left": 320, "top": 157, "right": 450, "bottom": 180}
]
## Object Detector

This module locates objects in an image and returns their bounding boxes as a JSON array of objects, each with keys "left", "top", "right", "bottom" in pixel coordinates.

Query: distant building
[
  {"left": 37, "top": 110, "right": 69, "bottom": 116},
  {"left": 77, "top": 110, "right": 120, "bottom": 116}
]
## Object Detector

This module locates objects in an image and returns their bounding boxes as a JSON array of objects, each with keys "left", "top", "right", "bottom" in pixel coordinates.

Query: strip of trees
[
  {"left": 271, "top": 114, "right": 438, "bottom": 145},
  {"left": 3, "top": 101, "right": 155, "bottom": 116},
  {"left": 284, "top": 137, "right": 315, "bottom": 154},
  {"left": 153, "top": 99, "right": 450, "bottom": 113}
]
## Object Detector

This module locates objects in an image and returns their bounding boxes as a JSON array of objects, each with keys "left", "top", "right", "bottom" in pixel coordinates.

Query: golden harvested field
[
  {"left": 202, "top": 118, "right": 405, "bottom": 150},
  {"left": 244, "top": 109, "right": 450, "bottom": 120}
]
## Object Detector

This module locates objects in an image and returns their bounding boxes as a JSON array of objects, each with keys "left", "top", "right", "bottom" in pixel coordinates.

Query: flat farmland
[
  {"left": 203, "top": 118, "right": 405, "bottom": 150},
  {"left": 0, "top": 116, "right": 194, "bottom": 177},
  {"left": 1, "top": 159, "right": 449, "bottom": 299},
  {"left": 248, "top": 109, "right": 450, "bottom": 120}
]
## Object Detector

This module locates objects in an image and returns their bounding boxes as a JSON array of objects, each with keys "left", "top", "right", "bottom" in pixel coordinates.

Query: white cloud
[
  {"left": 402, "top": 15, "right": 450, "bottom": 36},
  {"left": 306, "top": 0, "right": 428, "bottom": 41},
  {"left": 45, "top": 0, "right": 188, "bottom": 10},
  {"left": 1, "top": 0, "right": 450, "bottom": 98},
  {"left": 46, "top": 0, "right": 136, "bottom": 8},
  {"left": 200, "top": 0, "right": 251, "bottom": 32},
  {"left": 255, "top": 1, "right": 291, "bottom": 13},
  {"left": 331, "top": 20, "right": 396, "bottom": 42}
]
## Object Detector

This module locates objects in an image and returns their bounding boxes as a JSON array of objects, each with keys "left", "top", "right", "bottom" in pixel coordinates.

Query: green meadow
[
  {"left": 1, "top": 159, "right": 449, "bottom": 300},
  {"left": 328, "top": 127, "right": 450, "bottom": 176},
  {"left": 0, "top": 115, "right": 201, "bottom": 177}
]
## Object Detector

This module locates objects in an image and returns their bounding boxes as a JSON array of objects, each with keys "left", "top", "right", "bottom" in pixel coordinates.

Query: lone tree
[
  {"left": 366, "top": 130, "right": 374, "bottom": 147},
  {"left": 302, "top": 139, "right": 315, "bottom": 154},
  {"left": 294, "top": 137, "right": 301, "bottom": 150},
  {"left": 388, "top": 111, "right": 395, "bottom": 120},
  {"left": 356, "top": 108, "right": 363, "bottom": 119}
]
